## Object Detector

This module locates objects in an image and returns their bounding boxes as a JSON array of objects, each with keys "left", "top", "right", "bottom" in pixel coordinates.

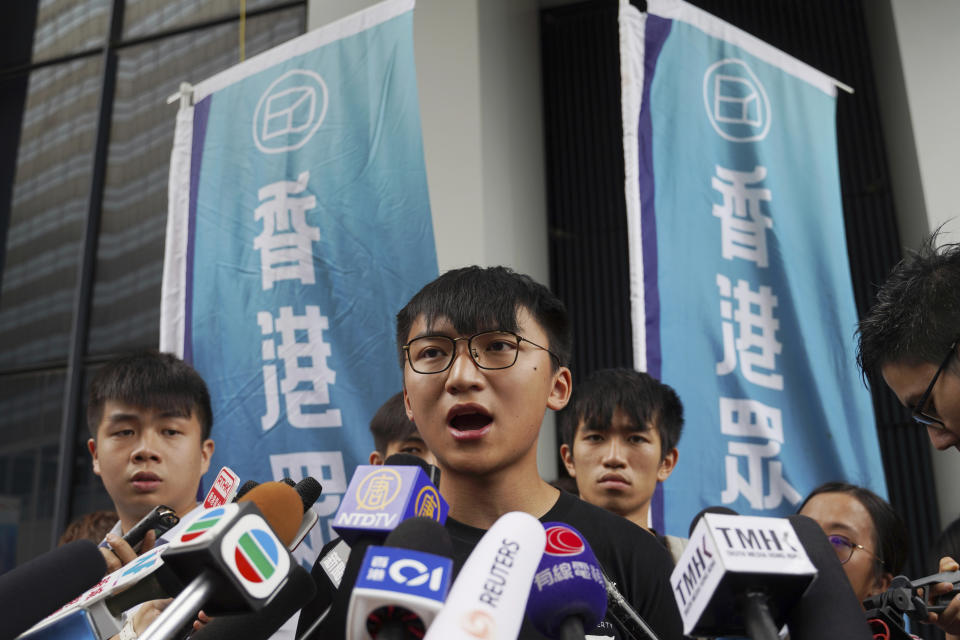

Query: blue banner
[
  {"left": 162, "top": 0, "right": 437, "bottom": 567},
  {"left": 620, "top": 0, "right": 885, "bottom": 536}
]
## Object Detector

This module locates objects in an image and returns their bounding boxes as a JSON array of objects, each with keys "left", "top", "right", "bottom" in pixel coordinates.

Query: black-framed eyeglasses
[
  {"left": 402, "top": 330, "right": 561, "bottom": 374},
  {"left": 912, "top": 338, "right": 959, "bottom": 428},
  {"left": 827, "top": 534, "right": 886, "bottom": 569}
]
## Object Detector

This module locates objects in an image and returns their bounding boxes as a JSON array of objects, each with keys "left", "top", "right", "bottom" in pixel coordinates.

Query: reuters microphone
[
  {"left": 424, "top": 511, "right": 545, "bottom": 640},
  {"left": 346, "top": 518, "right": 455, "bottom": 639},
  {"left": 526, "top": 523, "right": 607, "bottom": 640},
  {"left": 671, "top": 512, "right": 816, "bottom": 640}
]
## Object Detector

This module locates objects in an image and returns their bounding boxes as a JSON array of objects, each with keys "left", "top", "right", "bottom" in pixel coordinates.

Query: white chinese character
[
  {"left": 534, "top": 569, "right": 554, "bottom": 591},
  {"left": 259, "top": 306, "right": 342, "bottom": 431},
  {"left": 590, "top": 565, "right": 604, "bottom": 585},
  {"left": 365, "top": 568, "right": 386, "bottom": 582},
  {"left": 371, "top": 556, "right": 389, "bottom": 569},
  {"left": 254, "top": 171, "right": 321, "bottom": 290},
  {"left": 716, "top": 275, "right": 783, "bottom": 390},
  {"left": 719, "top": 397, "right": 783, "bottom": 443},
  {"left": 721, "top": 439, "right": 802, "bottom": 510},
  {"left": 712, "top": 165, "right": 773, "bottom": 266},
  {"left": 553, "top": 562, "right": 573, "bottom": 582},
  {"left": 572, "top": 561, "right": 591, "bottom": 580}
]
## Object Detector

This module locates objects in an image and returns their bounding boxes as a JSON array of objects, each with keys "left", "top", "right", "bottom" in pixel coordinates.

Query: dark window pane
[
  {"left": 0, "top": 58, "right": 101, "bottom": 369},
  {"left": 124, "top": 0, "right": 295, "bottom": 39},
  {"left": 0, "top": 370, "right": 65, "bottom": 572},
  {"left": 88, "top": 6, "right": 305, "bottom": 355},
  {"left": 32, "top": 0, "right": 110, "bottom": 62}
]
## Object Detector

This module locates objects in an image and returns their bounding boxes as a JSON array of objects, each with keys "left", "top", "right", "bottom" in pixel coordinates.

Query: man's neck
[{"left": 440, "top": 464, "right": 560, "bottom": 530}]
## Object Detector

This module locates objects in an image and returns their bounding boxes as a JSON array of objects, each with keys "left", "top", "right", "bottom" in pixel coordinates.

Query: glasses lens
[
  {"left": 407, "top": 336, "right": 455, "bottom": 373},
  {"left": 827, "top": 535, "right": 854, "bottom": 564},
  {"left": 471, "top": 331, "right": 520, "bottom": 370}
]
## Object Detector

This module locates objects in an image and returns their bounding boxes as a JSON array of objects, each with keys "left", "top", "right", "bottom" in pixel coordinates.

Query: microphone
[
  {"left": 121, "top": 504, "right": 180, "bottom": 550},
  {"left": 345, "top": 517, "right": 455, "bottom": 639},
  {"left": 785, "top": 514, "right": 873, "bottom": 640},
  {"left": 189, "top": 564, "right": 318, "bottom": 640},
  {"left": 688, "top": 505, "right": 738, "bottom": 536},
  {"left": 298, "top": 460, "right": 448, "bottom": 639},
  {"left": 382, "top": 453, "right": 442, "bottom": 488},
  {"left": 137, "top": 495, "right": 303, "bottom": 640},
  {"left": 289, "top": 476, "right": 323, "bottom": 551},
  {"left": 236, "top": 481, "right": 304, "bottom": 547},
  {"left": 525, "top": 523, "right": 607, "bottom": 639},
  {"left": 423, "top": 511, "right": 546, "bottom": 640},
  {"left": 202, "top": 466, "right": 243, "bottom": 508},
  {"left": 0, "top": 539, "right": 106, "bottom": 639},
  {"left": 671, "top": 511, "right": 816, "bottom": 639}
]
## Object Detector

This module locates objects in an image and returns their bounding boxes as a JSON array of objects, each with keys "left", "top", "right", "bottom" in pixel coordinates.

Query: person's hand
[
  {"left": 131, "top": 597, "right": 173, "bottom": 634},
  {"left": 926, "top": 556, "right": 960, "bottom": 635},
  {"left": 193, "top": 610, "right": 213, "bottom": 631},
  {"left": 99, "top": 530, "right": 156, "bottom": 574}
]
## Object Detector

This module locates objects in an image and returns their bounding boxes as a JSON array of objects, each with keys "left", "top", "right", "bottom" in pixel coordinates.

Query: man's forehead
[{"left": 102, "top": 400, "right": 192, "bottom": 420}]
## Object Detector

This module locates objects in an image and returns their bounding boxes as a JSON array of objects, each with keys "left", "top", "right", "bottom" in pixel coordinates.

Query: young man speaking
[{"left": 397, "top": 266, "right": 683, "bottom": 640}]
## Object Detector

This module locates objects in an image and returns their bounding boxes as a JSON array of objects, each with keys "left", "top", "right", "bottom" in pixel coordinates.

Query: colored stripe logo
[
  {"left": 234, "top": 528, "right": 280, "bottom": 583},
  {"left": 180, "top": 507, "right": 225, "bottom": 543}
]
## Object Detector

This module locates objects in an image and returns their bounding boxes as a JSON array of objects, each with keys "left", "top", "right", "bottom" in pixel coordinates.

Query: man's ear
[
  {"left": 87, "top": 438, "right": 101, "bottom": 476},
  {"left": 657, "top": 448, "right": 679, "bottom": 482},
  {"left": 199, "top": 439, "right": 214, "bottom": 475},
  {"left": 369, "top": 451, "right": 384, "bottom": 465},
  {"left": 560, "top": 443, "right": 577, "bottom": 478},
  {"left": 403, "top": 388, "right": 415, "bottom": 422},
  {"left": 546, "top": 367, "right": 573, "bottom": 411}
]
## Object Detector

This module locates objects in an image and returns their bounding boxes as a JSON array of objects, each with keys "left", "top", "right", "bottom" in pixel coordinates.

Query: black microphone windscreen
[
  {"left": 382, "top": 453, "right": 441, "bottom": 487},
  {"left": 235, "top": 480, "right": 258, "bottom": 500},
  {"left": 383, "top": 516, "right": 454, "bottom": 559},
  {"left": 785, "top": 514, "right": 873, "bottom": 640},
  {"left": 191, "top": 564, "right": 317, "bottom": 640},
  {"left": 688, "top": 505, "right": 739, "bottom": 536},
  {"left": 0, "top": 539, "right": 107, "bottom": 639},
  {"left": 294, "top": 476, "right": 323, "bottom": 513}
]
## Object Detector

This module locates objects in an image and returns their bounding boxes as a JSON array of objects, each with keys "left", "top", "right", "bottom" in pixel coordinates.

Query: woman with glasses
[{"left": 798, "top": 481, "right": 908, "bottom": 605}]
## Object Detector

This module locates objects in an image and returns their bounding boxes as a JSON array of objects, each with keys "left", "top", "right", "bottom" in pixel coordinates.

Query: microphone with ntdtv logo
[
  {"left": 345, "top": 517, "right": 455, "bottom": 640},
  {"left": 525, "top": 523, "right": 607, "bottom": 640},
  {"left": 671, "top": 512, "right": 816, "bottom": 640},
  {"left": 423, "top": 512, "right": 546, "bottom": 640}
]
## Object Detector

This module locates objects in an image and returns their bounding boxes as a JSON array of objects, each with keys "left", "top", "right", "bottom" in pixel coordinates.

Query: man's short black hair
[
  {"left": 370, "top": 392, "right": 420, "bottom": 454},
  {"left": 87, "top": 350, "right": 213, "bottom": 440},
  {"left": 858, "top": 236, "right": 960, "bottom": 387},
  {"left": 798, "top": 481, "right": 908, "bottom": 577},
  {"left": 558, "top": 368, "right": 683, "bottom": 460},
  {"left": 396, "top": 266, "right": 571, "bottom": 372}
]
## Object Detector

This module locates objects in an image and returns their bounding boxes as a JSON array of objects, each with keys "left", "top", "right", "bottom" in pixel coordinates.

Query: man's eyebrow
[
  {"left": 822, "top": 522, "right": 858, "bottom": 536},
  {"left": 157, "top": 409, "right": 191, "bottom": 418},
  {"left": 105, "top": 412, "right": 140, "bottom": 424}
]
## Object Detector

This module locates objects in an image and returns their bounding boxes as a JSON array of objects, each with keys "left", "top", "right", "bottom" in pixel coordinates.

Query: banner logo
[
  {"left": 234, "top": 528, "right": 281, "bottom": 583},
  {"left": 544, "top": 525, "right": 585, "bottom": 556},
  {"left": 702, "top": 58, "right": 771, "bottom": 142},
  {"left": 415, "top": 485, "right": 442, "bottom": 521},
  {"left": 253, "top": 69, "right": 329, "bottom": 153},
  {"left": 356, "top": 468, "right": 403, "bottom": 510},
  {"left": 180, "top": 507, "right": 226, "bottom": 543}
]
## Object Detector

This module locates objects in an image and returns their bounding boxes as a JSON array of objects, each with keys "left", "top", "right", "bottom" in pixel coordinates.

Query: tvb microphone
[
  {"left": 526, "top": 523, "right": 607, "bottom": 640},
  {"left": 785, "top": 514, "right": 872, "bottom": 640},
  {"left": 137, "top": 494, "right": 303, "bottom": 640},
  {"left": 346, "top": 517, "right": 455, "bottom": 640},
  {"left": 671, "top": 511, "right": 816, "bottom": 639},
  {"left": 424, "top": 511, "right": 546, "bottom": 640},
  {"left": 0, "top": 539, "right": 106, "bottom": 639},
  {"left": 190, "top": 563, "right": 318, "bottom": 640}
]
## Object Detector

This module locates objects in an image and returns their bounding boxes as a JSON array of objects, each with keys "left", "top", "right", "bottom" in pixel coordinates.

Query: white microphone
[
  {"left": 671, "top": 512, "right": 816, "bottom": 639},
  {"left": 423, "top": 512, "right": 545, "bottom": 640}
]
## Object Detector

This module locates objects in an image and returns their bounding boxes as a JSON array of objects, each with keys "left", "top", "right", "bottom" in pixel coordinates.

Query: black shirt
[{"left": 445, "top": 491, "right": 684, "bottom": 640}]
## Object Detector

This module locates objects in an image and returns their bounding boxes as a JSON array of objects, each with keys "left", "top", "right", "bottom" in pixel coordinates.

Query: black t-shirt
[{"left": 445, "top": 491, "right": 684, "bottom": 640}]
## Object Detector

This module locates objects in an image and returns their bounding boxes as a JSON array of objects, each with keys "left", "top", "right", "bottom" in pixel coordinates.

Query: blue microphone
[{"left": 526, "top": 522, "right": 607, "bottom": 639}]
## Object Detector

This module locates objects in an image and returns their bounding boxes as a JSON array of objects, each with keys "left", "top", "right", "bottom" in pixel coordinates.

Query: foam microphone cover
[
  {"left": 383, "top": 453, "right": 441, "bottom": 488},
  {"left": 295, "top": 476, "right": 323, "bottom": 512},
  {"left": 384, "top": 516, "right": 455, "bottom": 559},
  {"left": 0, "top": 539, "right": 107, "bottom": 639},
  {"left": 688, "top": 505, "right": 739, "bottom": 536},
  {"left": 238, "top": 481, "right": 303, "bottom": 547},
  {"left": 235, "top": 480, "right": 259, "bottom": 500},
  {"left": 785, "top": 514, "right": 872, "bottom": 640},
  {"left": 190, "top": 563, "right": 317, "bottom": 640}
]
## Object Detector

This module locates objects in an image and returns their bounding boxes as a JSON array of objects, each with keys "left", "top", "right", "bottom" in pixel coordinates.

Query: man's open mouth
[{"left": 447, "top": 404, "right": 493, "bottom": 431}]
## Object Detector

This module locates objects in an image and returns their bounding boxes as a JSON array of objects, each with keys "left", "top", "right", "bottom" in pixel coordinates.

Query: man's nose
[
  {"left": 601, "top": 439, "right": 626, "bottom": 465},
  {"left": 131, "top": 431, "right": 161, "bottom": 461},
  {"left": 444, "top": 340, "right": 484, "bottom": 392}
]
